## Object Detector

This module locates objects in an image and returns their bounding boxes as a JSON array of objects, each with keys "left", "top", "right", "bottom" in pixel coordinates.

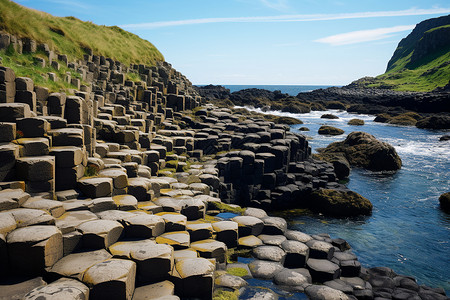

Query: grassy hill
[
  {"left": 0, "top": 0, "right": 163, "bottom": 65},
  {"left": 349, "top": 15, "right": 450, "bottom": 92}
]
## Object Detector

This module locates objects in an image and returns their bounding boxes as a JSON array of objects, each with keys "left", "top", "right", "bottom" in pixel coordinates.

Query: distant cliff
[{"left": 349, "top": 15, "right": 450, "bottom": 92}]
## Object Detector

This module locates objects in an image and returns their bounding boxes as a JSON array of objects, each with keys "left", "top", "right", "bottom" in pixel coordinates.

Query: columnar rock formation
[{"left": 0, "top": 35, "right": 447, "bottom": 300}]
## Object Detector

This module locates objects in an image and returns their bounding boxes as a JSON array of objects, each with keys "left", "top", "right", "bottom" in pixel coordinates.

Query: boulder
[
  {"left": 318, "top": 125, "right": 344, "bottom": 135},
  {"left": 317, "top": 131, "right": 402, "bottom": 171},
  {"left": 331, "top": 157, "right": 351, "bottom": 180},
  {"left": 253, "top": 245, "right": 286, "bottom": 262},
  {"left": 416, "top": 116, "right": 450, "bottom": 129},
  {"left": 306, "top": 258, "right": 340, "bottom": 283},
  {"left": 439, "top": 192, "right": 450, "bottom": 213},
  {"left": 321, "top": 114, "right": 339, "bottom": 119},
  {"left": 248, "top": 259, "right": 284, "bottom": 280},
  {"left": 305, "top": 284, "right": 349, "bottom": 300},
  {"left": 273, "top": 268, "right": 309, "bottom": 287},
  {"left": 307, "top": 189, "right": 373, "bottom": 217},
  {"left": 348, "top": 119, "right": 365, "bottom": 126}
]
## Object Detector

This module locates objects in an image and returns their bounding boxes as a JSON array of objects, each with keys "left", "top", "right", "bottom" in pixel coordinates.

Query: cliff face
[{"left": 386, "top": 15, "right": 450, "bottom": 72}]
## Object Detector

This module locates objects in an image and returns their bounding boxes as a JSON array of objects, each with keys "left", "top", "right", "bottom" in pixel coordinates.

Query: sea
[
  {"left": 223, "top": 84, "right": 333, "bottom": 95},
  {"left": 226, "top": 85, "right": 450, "bottom": 296}
]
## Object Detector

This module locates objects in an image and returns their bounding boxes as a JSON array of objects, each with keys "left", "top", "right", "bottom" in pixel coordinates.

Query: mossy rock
[
  {"left": 321, "top": 114, "right": 339, "bottom": 119},
  {"left": 348, "top": 119, "right": 365, "bottom": 126},
  {"left": 281, "top": 103, "right": 310, "bottom": 114},
  {"left": 307, "top": 189, "right": 373, "bottom": 217},
  {"left": 439, "top": 192, "right": 450, "bottom": 213},
  {"left": 272, "top": 116, "right": 303, "bottom": 125},
  {"left": 298, "top": 127, "right": 310, "bottom": 131},
  {"left": 325, "top": 101, "right": 347, "bottom": 110},
  {"left": 416, "top": 116, "right": 450, "bottom": 129},
  {"left": 317, "top": 131, "right": 402, "bottom": 171},
  {"left": 310, "top": 102, "right": 326, "bottom": 111},
  {"left": 388, "top": 114, "right": 418, "bottom": 126},
  {"left": 374, "top": 113, "right": 392, "bottom": 123},
  {"left": 318, "top": 125, "right": 344, "bottom": 135}
]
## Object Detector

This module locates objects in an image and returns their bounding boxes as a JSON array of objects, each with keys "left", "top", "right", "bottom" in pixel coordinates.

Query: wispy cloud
[
  {"left": 315, "top": 25, "right": 415, "bottom": 45},
  {"left": 120, "top": 7, "right": 450, "bottom": 30},
  {"left": 260, "top": 0, "right": 289, "bottom": 12}
]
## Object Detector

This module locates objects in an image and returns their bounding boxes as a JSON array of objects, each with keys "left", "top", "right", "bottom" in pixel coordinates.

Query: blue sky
[{"left": 15, "top": 0, "right": 450, "bottom": 85}]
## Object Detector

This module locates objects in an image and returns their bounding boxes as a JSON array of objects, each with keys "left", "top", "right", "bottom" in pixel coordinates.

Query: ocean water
[
  {"left": 240, "top": 106, "right": 450, "bottom": 292},
  {"left": 223, "top": 85, "right": 333, "bottom": 95}
]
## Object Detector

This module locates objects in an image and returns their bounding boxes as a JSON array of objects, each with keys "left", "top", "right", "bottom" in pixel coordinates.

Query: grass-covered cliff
[
  {"left": 349, "top": 15, "right": 450, "bottom": 92},
  {"left": 0, "top": 0, "right": 164, "bottom": 65}
]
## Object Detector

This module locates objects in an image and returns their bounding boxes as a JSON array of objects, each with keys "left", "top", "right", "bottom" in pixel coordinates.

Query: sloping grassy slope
[
  {"left": 0, "top": 0, "right": 164, "bottom": 65},
  {"left": 350, "top": 15, "right": 450, "bottom": 92}
]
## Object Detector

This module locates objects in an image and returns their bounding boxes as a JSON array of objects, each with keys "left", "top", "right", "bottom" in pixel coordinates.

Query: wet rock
[
  {"left": 317, "top": 131, "right": 402, "bottom": 171},
  {"left": 281, "top": 240, "right": 309, "bottom": 268},
  {"left": 439, "top": 192, "right": 450, "bottom": 213},
  {"left": 306, "top": 258, "right": 340, "bottom": 283},
  {"left": 306, "top": 239, "right": 335, "bottom": 259},
  {"left": 284, "top": 230, "right": 313, "bottom": 243},
  {"left": 305, "top": 284, "right": 349, "bottom": 300},
  {"left": 248, "top": 259, "right": 284, "bottom": 279},
  {"left": 273, "top": 268, "right": 309, "bottom": 286},
  {"left": 215, "top": 273, "right": 248, "bottom": 289},
  {"left": 416, "top": 116, "right": 450, "bottom": 129},
  {"left": 348, "top": 119, "right": 365, "bottom": 126},
  {"left": 318, "top": 125, "right": 344, "bottom": 135},
  {"left": 253, "top": 245, "right": 286, "bottom": 262},
  {"left": 23, "top": 278, "right": 89, "bottom": 300},
  {"left": 307, "top": 189, "right": 373, "bottom": 217},
  {"left": 324, "top": 279, "right": 354, "bottom": 294},
  {"left": 321, "top": 114, "right": 339, "bottom": 119}
]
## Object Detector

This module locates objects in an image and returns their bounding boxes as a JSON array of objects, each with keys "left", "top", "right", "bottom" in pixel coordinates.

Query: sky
[{"left": 15, "top": 0, "right": 450, "bottom": 86}]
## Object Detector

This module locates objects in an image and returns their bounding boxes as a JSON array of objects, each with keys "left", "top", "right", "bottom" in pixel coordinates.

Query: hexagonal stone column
[
  {"left": 77, "top": 219, "right": 123, "bottom": 249},
  {"left": 306, "top": 258, "right": 341, "bottom": 283},
  {"left": 281, "top": 240, "right": 309, "bottom": 268},
  {"left": 190, "top": 239, "right": 227, "bottom": 263},
  {"left": 130, "top": 243, "right": 174, "bottom": 283},
  {"left": 122, "top": 214, "right": 165, "bottom": 238},
  {"left": 83, "top": 258, "right": 136, "bottom": 300},
  {"left": 23, "top": 278, "right": 89, "bottom": 300},
  {"left": 7, "top": 225, "right": 63, "bottom": 275},
  {"left": 231, "top": 216, "right": 264, "bottom": 237},
  {"left": 78, "top": 177, "right": 113, "bottom": 198},
  {"left": 212, "top": 221, "right": 238, "bottom": 248},
  {"left": 172, "top": 257, "right": 215, "bottom": 299}
]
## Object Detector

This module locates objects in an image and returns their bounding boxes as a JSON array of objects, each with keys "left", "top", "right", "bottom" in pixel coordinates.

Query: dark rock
[
  {"left": 306, "top": 258, "right": 340, "bottom": 283},
  {"left": 416, "top": 116, "right": 450, "bottom": 129},
  {"left": 321, "top": 114, "right": 339, "bottom": 119},
  {"left": 318, "top": 125, "right": 344, "bottom": 135},
  {"left": 331, "top": 157, "right": 351, "bottom": 180},
  {"left": 299, "top": 127, "right": 310, "bottom": 131},
  {"left": 438, "top": 192, "right": 450, "bottom": 213},
  {"left": 439, "top": 135, "right": 450, "bottom": 141},
  {"left": 317, "top": 131, "right": 402, "bottom": 171},
  {"left": 348, "top": 119, "right": 365, "bottom": 126},
  {"left": 306, "top": 188, "right": 373, "bottom": 217}
]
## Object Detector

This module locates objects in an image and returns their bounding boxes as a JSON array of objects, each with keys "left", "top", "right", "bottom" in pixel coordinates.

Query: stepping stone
[
  {"left": 179, "top": 198, "right": 206, "bottom": 220},
  {"left": 16, "top": 138, "right": 49, "bottom": 156},
  {"left": 99, "top": 169, "right": 128, "bottom": 189},
  {"left": 273, "top": 268, "right": 309, "bottom": 287},
  {"left": 231, "top": 215, "right": 264, "bottom": 237},
  {"left": 23, "top": 278, "right": 89, "bottom": 300},
  {"left": 113, "top": 194, "right": 138, "bottom": 211},
  {"left": 127, "top": 177, "right": 150, "bottom": 201},
  {"left": 48, "top": 249, "right": 112, "bottom": 280},
  {"left": 305, "top": 284, "right": 350, "bottom": 300},
  {"left": 16, "top": 156, "right": 55, "bottom": 182},
  {"left": 238, "top": 235, "right": 263, "bottom": 249},
  {"left": 61, "top": 199, "right": 93, "bottom": 211},
  {"left": 285, "top": 230, "right": 313, "bottom": 243},
  {"left": 0, "top": 189, "right": 30, "bottom": 211},
  {"left": 261, "top": 216, "right": 287, "bottom": 235},
  {"left": 90, "top": 197, "right": 116, "bottom": 212},
  {"left": 78, "top": 177, "right": 113, "bottom": 198},
  {"left": 49, "top": 146, "right": 84, "bottom": 167},
  {"left": 215, "top": 273, "right": 248, "bottom": 289},
  {"left": 122, "top": 214, "right": 165, "bottom": 238},
  {"left": 306, "top": 239, "right": 335, "bottom": 260},
  {"left": 156, "top": 212, "right": 187, "bottom": 232},
  {"left": 9, "top": 208, "right": 54, "bottom": 227},
  {"left": 281, "top": 240, "right": 309, "bottom": 268},
  {"left": 340, "top": 259, "right": 361, "bottom": 277},
  {"left": 55, "top": 211, "right": 98, "bottom": 234},
  {"left": 324, "top": 279, "right": 354, "bottom": 294},
  {"left": 212, "top": 220, "right": 238, "bottom": 248},
  {"left": 248, "top": 260, "right": 284, "bottom": 280},
  {"left": 258, "top": 234, "right": 286, "bottom": 246},
  {"left": 186, "top": 222, "right": 213, "bottom": 242},
  {"left": 22, "top": 197, "right": 65, "bottom": 218},
  {"left": 130, "top": 243, "right": 174, "bottom": 283},
  {"left": 7, "top": 225, "right": 63, "bottom": 275},
  {"left": 253, "top": 245, "right": 286, "bottom": 262},
  {"left": 83, "top": 258, "right": 136, "bottom": 300},
  {"left": 156, "top": 231, "right": 190, "bottom": 250},
  {"left": 77, "top": 219, "right": 123, "bottom": 249},
  {"left": 174, "top": 248, "right": 199, "bottom": 261},
  {"left": 189, "top": 182, "right": 210, "bottom": 195},
  {"left": 306, "top": 258, "right": 340, "bottom": 283},
  {"left": 132, "top": 280, "right": 176, "bottom": 300},
  {"left": 138, "top": 201, "right": 164, "bottom": 214},
  {"left": 172, "top": 257, "right": 215, "bottom": 300},
  {"left": 190, "top": 239, "right": 227, "bottom": 263},
  {"left": 110, "top": 239, "right": 157, "bottom": 259}
]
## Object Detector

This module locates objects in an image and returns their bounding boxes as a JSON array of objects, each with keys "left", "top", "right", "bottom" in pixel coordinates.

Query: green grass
[
  {"left": 1, "top": 47, "right": 86, "bottom": 92},
  {"left": 0, "top": 0, "right": 163, "bottom": 65}
]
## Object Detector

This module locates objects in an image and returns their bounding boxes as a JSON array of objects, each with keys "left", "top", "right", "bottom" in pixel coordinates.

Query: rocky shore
[{"left": 0, "top": 35, "right": 448, "bottom": 299}]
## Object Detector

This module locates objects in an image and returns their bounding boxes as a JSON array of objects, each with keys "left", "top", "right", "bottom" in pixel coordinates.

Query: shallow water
[{"left": 241, "top": 107, "right": 450, "bottom": 292}]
